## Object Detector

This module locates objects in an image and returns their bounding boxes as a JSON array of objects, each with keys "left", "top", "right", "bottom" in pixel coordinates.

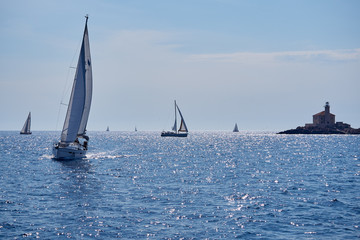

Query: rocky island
[{"left": 278, "top": 102, "right": 360, "bottom": 134}]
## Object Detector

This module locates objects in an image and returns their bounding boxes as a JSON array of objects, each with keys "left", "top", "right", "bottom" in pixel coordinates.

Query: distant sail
[
  {"left": 20, "top": 112, "right": 32, "bottom": 135},
  {"left": 233, "top": 123, "right": 239, "bottom": 132},
  {"left": 106, "top": 126, "right": 109, "bottom": 131},
  {"left": 161, "top": 100, "right": 188, "bottom": 137}
]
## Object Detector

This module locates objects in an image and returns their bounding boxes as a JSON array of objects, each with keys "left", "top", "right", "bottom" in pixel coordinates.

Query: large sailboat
[
  {"left": 53, "top": 15, "right": 93, "bottom": 160},
  {"left": 161, "top": 100, "right": 188, "bottom": 137},
  {"left": 233, "top": 123, "right": 239, "bottom": 132},
  {"left": 20, "top": 112, "right": 32, "bottom": 135}
]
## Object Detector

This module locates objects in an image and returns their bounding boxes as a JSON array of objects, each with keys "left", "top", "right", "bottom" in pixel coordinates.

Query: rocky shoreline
[{"left": 278, "top": 126, "right": 360, "bottom": 134}]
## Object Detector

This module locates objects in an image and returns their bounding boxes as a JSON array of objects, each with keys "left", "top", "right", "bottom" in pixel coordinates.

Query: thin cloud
[{"left": 188, "top": 49, "right": 360, "bottom": 64}]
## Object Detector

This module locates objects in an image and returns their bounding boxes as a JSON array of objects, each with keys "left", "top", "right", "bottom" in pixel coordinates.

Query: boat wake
[
  {"left": 39, "top": 154, "right": 54, "bottom": 160},
  {"left": 39, "top": 152, "right": 136, "bottom": 161},
  {"left": 86, "top": 151, "right": 137, "bottom": 160}
]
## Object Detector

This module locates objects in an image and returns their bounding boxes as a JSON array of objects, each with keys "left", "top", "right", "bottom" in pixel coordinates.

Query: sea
[{"left": 0, "top": 131, "right": 359, "bottom": 239}]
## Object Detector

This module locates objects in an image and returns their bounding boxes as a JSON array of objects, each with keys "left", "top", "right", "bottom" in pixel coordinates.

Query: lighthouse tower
[
  {"left": 324, "top": 102, "right": 331, "bottom": 126},
  {"left": 312, "top": 102, "right": 335, "bottom": 127}
]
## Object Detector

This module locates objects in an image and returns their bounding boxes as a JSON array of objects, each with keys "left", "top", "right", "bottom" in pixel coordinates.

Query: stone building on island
[
  {"left": 305, "top": 102, "right": 335, "bottom": 128},
  {"left": 278, "top": 102, "right": 359, "bottom": 134}
]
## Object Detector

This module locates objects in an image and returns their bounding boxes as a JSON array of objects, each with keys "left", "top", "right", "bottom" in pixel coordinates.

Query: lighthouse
[
  {"left": 312, "top": 102, "right": 335, "bottom": 127},
  {"left": 279, "top": 101, "right": 359, "bottom": 134}
]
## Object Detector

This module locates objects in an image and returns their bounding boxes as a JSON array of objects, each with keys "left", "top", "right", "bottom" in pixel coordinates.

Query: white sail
[
  {"left": 20, "top": 112, "right": 31, "bottom": 134},
  {"left": 61, "top": 18, "right": 92, "bottom": 143},
  {"left": 172, "top": 100, "right": 177, "bottom": 131},
  {"left": 176, "top": 104, "right": 188, "bottom": 132},
  {"left": 77, "top": 23, "right": 92, "bottom": 138},
  {"left": 178, "top": 119, "right": 187, "bottom": 132}
]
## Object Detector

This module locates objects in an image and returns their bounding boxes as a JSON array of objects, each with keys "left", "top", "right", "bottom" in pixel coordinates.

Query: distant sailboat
[
  {"left": 161, "top": 100, "right": 188, "bottom": 137},
  {"left": 233, "top": 123, "right": 239, "bottom": 132},
  {"left": 106, "top": 126, "right": 109, "bottom": 132},
  {"left": 135, "top": 126, "right": 137, "bottom": 132},
  {"left": 20, "top": 112, "right": 32, "bottom": 135},
  {"left": 53, "top": 15, "right": 93, "bottom": 160}
]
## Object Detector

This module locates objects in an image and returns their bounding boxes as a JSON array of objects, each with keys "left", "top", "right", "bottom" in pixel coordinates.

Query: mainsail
[
  {"left": 60, "top": 17, "right": 92, "bottom": 143},
  {"left": 172, "top": 101, "right": 177, "bottom": 131},
  {"left": 20, "top": 112, "right": 31, "bottom": 134}
]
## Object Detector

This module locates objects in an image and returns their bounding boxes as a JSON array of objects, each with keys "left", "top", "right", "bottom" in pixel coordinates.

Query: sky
[{"left": 1, "top": 0, "right": 359, "bottom": 131}]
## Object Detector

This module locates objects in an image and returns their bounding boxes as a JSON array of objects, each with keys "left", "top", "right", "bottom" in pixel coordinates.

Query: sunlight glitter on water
[{"left": 0, "top": 131, "right": 359, "bottom": 239}]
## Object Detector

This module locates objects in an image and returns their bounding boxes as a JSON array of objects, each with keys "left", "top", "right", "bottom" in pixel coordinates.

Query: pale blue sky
[{"left": 1, "top": 0, "right": 359, "bottom": 131}]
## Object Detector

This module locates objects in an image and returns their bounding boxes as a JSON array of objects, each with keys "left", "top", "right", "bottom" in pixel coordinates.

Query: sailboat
[
  {"left": 135, "top": 126, "right": 137, "bottom": 132},
  {"left": 53, "top": 15, "right": 93, "bottom": 160},
  {"left": 20, "top": 112, "right": 32, "bottom": 135},
  {"left": 106, "top": 126, "right": 109, "bottom": 132},
  {"left": 161, "top": 100, "right": 188, "bottom": 137},
  {"left": 233, "top": 123, "right": 239, "bottom": 132}
]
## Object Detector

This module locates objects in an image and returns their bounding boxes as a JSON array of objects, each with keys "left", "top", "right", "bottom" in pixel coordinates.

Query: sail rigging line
[{"left": 54, "top": 24, "right": 86, "bottom": 132}]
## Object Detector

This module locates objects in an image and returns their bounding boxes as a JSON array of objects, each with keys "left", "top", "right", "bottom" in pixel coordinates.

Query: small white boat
[
  {"left": 233, "top": 123, "right": 239, "bottom": 132},
  {"left": 53, "top": 15, "right": 93, "bottom": 160},
  {"left": 20, "top": 112, "right": 32, "bottom": 135},
  {"left": 106, "top": 126, "right": 109, "bottom": 132},
  {"left": 161, "top": 100, "right": 188, "bottom": 137}
]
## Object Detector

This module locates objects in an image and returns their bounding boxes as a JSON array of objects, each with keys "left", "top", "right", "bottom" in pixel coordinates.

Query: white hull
[{"left": 53, "top": 143, "right": 87, "bottom": 160}]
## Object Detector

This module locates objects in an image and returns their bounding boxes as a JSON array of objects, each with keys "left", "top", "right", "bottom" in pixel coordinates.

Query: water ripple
[{"left": 0, "top": 131, "right": 359, "bottom": 239}]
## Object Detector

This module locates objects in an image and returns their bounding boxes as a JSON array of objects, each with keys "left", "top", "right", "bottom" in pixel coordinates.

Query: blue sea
[{"left": 0, "top": 131, "right": 359, "bottom": 239}]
